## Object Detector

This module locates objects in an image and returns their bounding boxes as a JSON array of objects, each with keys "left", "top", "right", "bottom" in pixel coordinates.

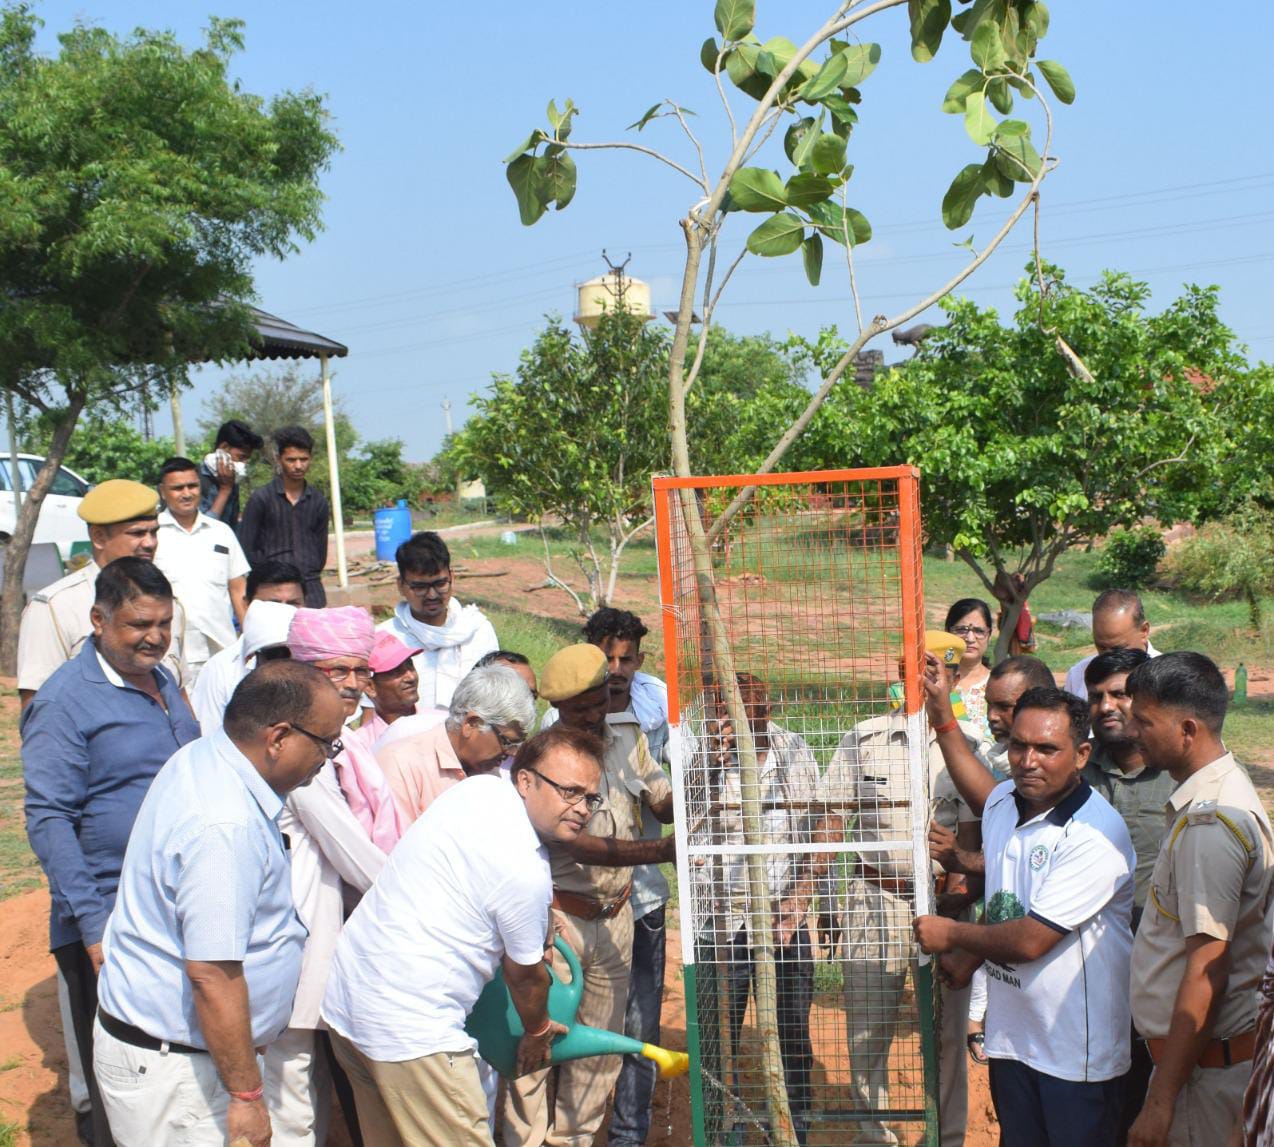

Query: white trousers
[
  {"left": 93, "top": 1018, "right": 246, "bottom": 1146},
  {"left": 263, "top": 1026, "right": 332, "bottom": 1146},
  {"left": 57, "top": 968, "right": 90, "bottom": 1114}
]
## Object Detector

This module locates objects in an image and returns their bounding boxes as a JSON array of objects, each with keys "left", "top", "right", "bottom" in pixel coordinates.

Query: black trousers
[
  {"left": 724, "top": 923, "right": 815, "bottom": 1125},
  {"left": 53, "top": 942, "right": 114, "bottom": 1147}
]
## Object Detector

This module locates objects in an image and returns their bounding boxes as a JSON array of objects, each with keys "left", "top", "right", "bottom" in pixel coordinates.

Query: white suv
[{"left": 0, "top": 454, "right": 93, "bottom": 561}]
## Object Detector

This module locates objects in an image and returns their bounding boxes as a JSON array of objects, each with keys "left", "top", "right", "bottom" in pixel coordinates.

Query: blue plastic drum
[{"left": 373, "top": 499, "right": 413, "bottom": 561}]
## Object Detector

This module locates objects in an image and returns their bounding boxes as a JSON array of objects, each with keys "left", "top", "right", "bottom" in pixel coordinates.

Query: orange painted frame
[{"left": 652, "top": 465, "right": 926, "bottom": 721}]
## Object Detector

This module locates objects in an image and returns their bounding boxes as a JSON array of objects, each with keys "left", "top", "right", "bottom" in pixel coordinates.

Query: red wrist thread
[
  {"left": 932, "top": 718, "right": 960, "bottom": 736},
  {"left": 228, "top": 1085, "right": 264, "bottom": 1103},
  {"left": 525, "top": 1018, "right": 553, "bottom": 1039}
]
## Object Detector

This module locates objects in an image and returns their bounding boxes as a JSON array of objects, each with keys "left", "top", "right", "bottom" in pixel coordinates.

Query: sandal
[{"left": 967, "top": 1032, "right": 989, "bottom": 1066}]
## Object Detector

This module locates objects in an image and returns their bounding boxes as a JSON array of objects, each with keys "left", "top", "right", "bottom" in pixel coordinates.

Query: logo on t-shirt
[
  {"left": 986, "top": 889, "right": 1025, "bottom": 924},
  {"left": 1029, "top": 844, "right": 1049, "bottom": 870}
]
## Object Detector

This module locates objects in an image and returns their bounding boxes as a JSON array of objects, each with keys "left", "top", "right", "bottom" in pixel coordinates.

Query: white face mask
[{"left": 205, "top": 451, "right": 248, "bottom": 484}]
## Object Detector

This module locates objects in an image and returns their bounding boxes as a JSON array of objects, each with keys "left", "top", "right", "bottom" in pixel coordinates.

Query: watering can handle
[{"left": 549, "top": 935, "right": 585, "bottom": 1016}]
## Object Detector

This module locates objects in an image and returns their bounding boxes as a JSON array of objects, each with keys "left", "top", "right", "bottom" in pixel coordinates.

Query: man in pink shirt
[{"left": 375, "top": 663, "right": 536, "bottom": 828}]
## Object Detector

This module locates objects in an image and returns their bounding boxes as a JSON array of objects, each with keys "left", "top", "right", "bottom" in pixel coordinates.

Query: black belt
[{"left": 98, "top": 1010, "right": 205, "bottom": 1055}]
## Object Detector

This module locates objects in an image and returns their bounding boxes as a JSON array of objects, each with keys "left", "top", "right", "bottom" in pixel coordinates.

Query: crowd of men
[{"left": 15, "top": 435, "right": 1274, "bottom": 1147}]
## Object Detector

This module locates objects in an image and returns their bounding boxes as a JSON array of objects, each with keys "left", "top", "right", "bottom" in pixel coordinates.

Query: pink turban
[{"left": 287, "top": 606, "right": 376, "bottom": 662}]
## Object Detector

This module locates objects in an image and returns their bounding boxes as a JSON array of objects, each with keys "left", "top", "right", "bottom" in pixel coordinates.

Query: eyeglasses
[
  {"left": 529, "top": 768, "right": 604, "bottom": 813},
  {"left": 289, "top": 722, "right": 344, "bottom": 760},
  {"left": 950, "top": 625, "right": 990, "bottom": 639},
  {"left": 316, "top": 665, "right": 374, "bottom": 684},
  {"left": 491, "top": 726, "right": 525, "bottom": 754},
  {"left": 403, "top": 575, "right": 452, "bottom": 598}
]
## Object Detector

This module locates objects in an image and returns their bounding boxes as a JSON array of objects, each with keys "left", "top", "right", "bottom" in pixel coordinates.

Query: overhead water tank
[{"left": 574, "top": 270, "right": 654, "bottom": 329}]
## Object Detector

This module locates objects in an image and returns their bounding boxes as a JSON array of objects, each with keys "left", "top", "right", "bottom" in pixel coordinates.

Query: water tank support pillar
[{"left": 320, "top": 352, "right": 349, "bottom": 589}]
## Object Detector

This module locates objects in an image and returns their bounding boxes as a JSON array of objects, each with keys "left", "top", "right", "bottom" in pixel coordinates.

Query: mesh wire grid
[{"left": 654, "top": 469, "right": 938, "bottom": 1147}]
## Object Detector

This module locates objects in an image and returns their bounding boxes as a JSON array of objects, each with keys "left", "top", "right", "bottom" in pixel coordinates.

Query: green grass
[
  {"left": 0, "top": 1117, "right": 19, "bottom": 1147},
  {"left": 0, "top": 1057, "right": 21, "bottom": 1073},
  {"left": 449, "top": 526, "right": 660, "bottom": 578}
]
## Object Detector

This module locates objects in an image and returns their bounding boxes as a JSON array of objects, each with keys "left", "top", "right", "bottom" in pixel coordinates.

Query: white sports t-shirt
[
  {"left": 980, "top": 777, "right": 1135, "bottom": 1082},
  {"left": 321, "top": 774, "right": 551, "bottom": 1061}
]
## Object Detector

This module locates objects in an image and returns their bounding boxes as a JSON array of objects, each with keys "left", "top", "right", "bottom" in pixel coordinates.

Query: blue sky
[{"left": 31, "top": 1, "right": 1274, "bottom": 461}]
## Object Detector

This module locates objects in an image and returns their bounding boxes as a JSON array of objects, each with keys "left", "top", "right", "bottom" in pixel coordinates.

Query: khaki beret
[
  {"left": 540, "top": 644, "right": 608, "bottom": 703},
  {"left": 76, "top": 479, "right": 160, "bottom": 525}
]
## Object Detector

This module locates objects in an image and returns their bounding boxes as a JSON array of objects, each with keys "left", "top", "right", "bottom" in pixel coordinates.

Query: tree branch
[{"left": 558, "top": 140, "right": 704, "bottom": 190}]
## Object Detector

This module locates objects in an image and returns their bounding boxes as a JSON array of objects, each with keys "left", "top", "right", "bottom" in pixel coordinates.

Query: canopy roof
[{"left": 244, "top": 306, "right": 347, "bottom": 360}]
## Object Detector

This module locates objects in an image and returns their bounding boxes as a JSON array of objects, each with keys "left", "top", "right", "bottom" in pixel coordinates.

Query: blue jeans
[
  {"left": 607, "top": 905, "right": 667, "bottom": 1146},
  {"left": 989, "top": 1057, "right": 1122, "bottom": 1146}
]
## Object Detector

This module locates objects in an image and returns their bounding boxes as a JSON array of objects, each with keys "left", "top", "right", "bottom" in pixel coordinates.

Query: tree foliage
[
  {"left": 833, "top": 268, "right": 1249, "bottom": 655},
  {"left": 0, "top": 4, "right": 337, "bottom": 666},
  {"left": 451, "top": 308, "right": 669, "bottom": 610}
]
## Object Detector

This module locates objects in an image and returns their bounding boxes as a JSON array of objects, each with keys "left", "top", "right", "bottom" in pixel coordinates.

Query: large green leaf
[
  {"left": 981, "top": 155, "right": 1014, "bottom": 198},
  {"left": 540, "top": 149, "right": 577, "bottom": 209},
  {"left": 784, "top": 116, "right": 818, "bottom": 166},
  {"left": 834, "top": 42, "right": 882, "bottom": 86},
  {"left": 971, "top": 21, "right": 1007, "bottom": 70},
  {"left": 821, "top": 94, "right": 859, "bottom": 131},
  {"left": 963, "top": 91, "right": 996, "bottom": 146},
  {"left": 725, "top": 41, "right": 771, "bottom": 101},
  {"left": 942, "top": 162, "right": 984, "bottom": 229},
  {"left": 701, "top": 37, "right": 722, "bottom": 72},
  {"left": 994, "top": 132, "right": 1042, "bottom": 181},
  {"left": 810, "top": 132, "right": 847, "bottom": 175},
  {"left": 800, "top": 51, "right": 849, "bottom": 102},
  {"left": 941, "top": 69, "right": 983, "bottom": 114},
  {"left": 714, "top": 0, "right": 755, "bottom": 41},
  {"left": 987, "top": 77, "right": 1013, "bottom": 114},
  {"left": 729, "top": 167, "right": 788, "bottom": 212},
  {"left": 785, "top": 172, "right": 836, "bottom": 209},
  {"left": 746, "top": 213, "right": 806, "bottom": 257},
  {"left": 807, "top": 200, "right": 871, "bottom": 245},
  {"left": 802, "top": 233, "right": 824, "bottom": 286},
  {"left": 1036, "top": 59, "right": 1075, "bottom": 104},
  {"left": 506, "top": 154, "right": 546, "bottom": 226},
  {"left": 908, "top": 0, "right": 951, "bottom": 63}
]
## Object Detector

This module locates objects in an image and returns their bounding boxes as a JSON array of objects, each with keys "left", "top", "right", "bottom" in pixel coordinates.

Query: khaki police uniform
[
  {"left": 1131, "top": 753, "right": 1274, "bottom": 1145},
  {"left": 503, "top": 713, "right": 672, "bottom": 1147},
  {"left": 817, "top": 712, "right": 981, "bottom": 1147},
  {"left": 17, "top": 562, "right": 188, "bottom": 693}
]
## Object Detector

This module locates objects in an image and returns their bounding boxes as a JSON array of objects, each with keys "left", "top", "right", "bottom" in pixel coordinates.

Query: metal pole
[
  {"left": 6, "top": 388, "right": 23, "bottom": 515},
  {"left": 170, "top": 382, "right": 185, "bottom": 455},
  {"left": 320, "top": 353, "right": 348, "bottom": 588}
]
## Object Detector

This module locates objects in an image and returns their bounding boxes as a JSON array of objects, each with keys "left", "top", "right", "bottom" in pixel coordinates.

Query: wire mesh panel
[{"left": 654, "top": 468, "right": 937, "bottom": 1147}]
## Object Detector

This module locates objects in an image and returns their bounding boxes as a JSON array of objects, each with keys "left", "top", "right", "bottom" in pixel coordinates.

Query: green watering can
[{"left": 464, "top": 936, "right": 689, "bottom": 1080}]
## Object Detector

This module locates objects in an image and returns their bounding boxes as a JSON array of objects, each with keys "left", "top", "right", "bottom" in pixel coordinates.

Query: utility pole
[{"left": 442, "top": 398, "right": 461, "bottom": 508}]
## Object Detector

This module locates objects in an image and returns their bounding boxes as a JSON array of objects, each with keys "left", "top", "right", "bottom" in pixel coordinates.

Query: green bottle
[{"left": 1235, "top": 663, "right": 1248, "bottom": 706}]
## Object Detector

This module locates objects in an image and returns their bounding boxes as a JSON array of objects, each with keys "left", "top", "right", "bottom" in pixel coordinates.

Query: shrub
[
  {"left": 1093, "top": 525, "right": 1166, "bottom": 590},
  {"left": 1165, "top": 504, "right": 1274, "bottom": 628}
]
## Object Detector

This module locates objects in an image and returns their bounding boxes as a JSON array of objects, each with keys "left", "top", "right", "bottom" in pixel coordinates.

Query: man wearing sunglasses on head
[{"left": 504, "top": 644, "right": 675, "bottom": 1147}]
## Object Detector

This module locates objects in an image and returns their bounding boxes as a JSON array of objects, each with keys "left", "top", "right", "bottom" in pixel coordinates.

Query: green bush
[
  {"left": 1093, "top": 526, "right": 1166, "bottom": 590},
  {"left": 1165, "top": 504, "right": 1274, "bottom": 628}
]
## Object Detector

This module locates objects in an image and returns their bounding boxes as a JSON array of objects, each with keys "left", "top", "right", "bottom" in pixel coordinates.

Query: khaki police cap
[
  {"left": 540, "top": 643, "right": 608, "bottom": 703},
  {"left": 76, "top": 479, "right": 160, "bottom": 525},
  {"left": 924, "top": 630, "right": 967, "bottom": 666}
]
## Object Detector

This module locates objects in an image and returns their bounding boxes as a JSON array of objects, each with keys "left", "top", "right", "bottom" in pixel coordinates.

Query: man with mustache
[
  {"left": 504, "top": 644, "right": 674, "bottom": 1147},
  {"left": 18, "top": 478, "right": 190, "bottom": 708},
  {"left": 23, "top": 557, "right": 201, "bottom": 1145}
]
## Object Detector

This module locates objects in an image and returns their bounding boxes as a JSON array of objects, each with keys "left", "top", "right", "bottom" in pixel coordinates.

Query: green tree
[
  {"left": 835, "top": 269, "right": 1245, "bottom": 657},
  {"left": 0, "top": 5, "right": 337, "bottom": 667},
  {"left": 504, "top": 4, "right": 1074, "bottom": 1136},
  {"left": 453, "top": 308, "right": 670, "bottom": 611},
  {"left": 341, "top": 439, "right": 428, "bottom": 519}
]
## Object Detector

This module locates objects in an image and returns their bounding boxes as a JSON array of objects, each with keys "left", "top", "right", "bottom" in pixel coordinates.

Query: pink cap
[{"left": 369, "top": 631, "right": 422, "bottom": 674}]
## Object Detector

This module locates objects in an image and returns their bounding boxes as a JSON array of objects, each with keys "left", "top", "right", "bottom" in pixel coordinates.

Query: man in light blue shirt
[
  {"left": 23, "top": 557, "right": 199, "bottom": 1147},
  {"left": 94, "top": 660, "right": 345, "bottom": 1147}
]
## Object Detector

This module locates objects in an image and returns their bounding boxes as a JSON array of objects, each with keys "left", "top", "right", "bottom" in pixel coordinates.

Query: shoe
[{"left": 967, "top": 1031, "right": 989, "bottom": 1066}]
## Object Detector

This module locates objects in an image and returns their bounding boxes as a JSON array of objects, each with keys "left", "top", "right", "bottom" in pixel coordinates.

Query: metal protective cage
[{"left": 654, "top": 467, "right": 937, "bottom": 1147}]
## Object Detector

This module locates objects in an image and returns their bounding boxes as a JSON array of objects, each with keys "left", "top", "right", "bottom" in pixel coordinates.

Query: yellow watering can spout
[{"left": 640, "top": 1043, "right": 690, "bottom": 1079}]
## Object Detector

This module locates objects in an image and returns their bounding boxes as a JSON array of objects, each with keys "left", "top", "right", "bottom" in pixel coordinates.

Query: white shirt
[
  {"left": 980, "top": 777, "right": 1135, "bottom": 1082},
  {"left": 371, "top": 705, "right": 447, "bottom": 751},
  {"left": 1064, "top": 641, "right": 1161, "bottom": 700},
  {"left": 281, "top": 762, "right": 387, "bottom": 1030},
  {"left": 376, "top": 598, "right": 499, "bottom": 709},
  {"left": 155, "top": 510, "right": 250, "bottom": 664},
  {"left": 322, "top": 775, "right": 551, "bottom": 1061}
]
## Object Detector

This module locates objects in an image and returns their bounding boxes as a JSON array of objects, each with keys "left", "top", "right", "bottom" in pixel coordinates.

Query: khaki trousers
[
  {"left": 503, "top": 905, "right": 634, "bottom": 1147},
  {"left": 1161, "top": 1061, "right": 1249, "bottom": 1146},
  {"left": 329, "top": 1031, "right": 491, "bottom": 1147},
  {"left": 938, "top": 977, "right": 970, "bottom": 1147}
]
